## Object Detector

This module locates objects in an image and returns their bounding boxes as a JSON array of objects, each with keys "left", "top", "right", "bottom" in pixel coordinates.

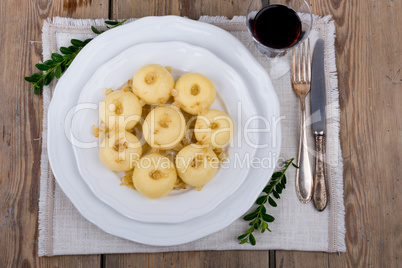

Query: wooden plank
[
  {"left": 277, "top": 0, "right": 402, "bottom": 267},
  {"left": 112, "top": 0, "right": 249, "bottom": 20},
  {"left": 105, "top": 251, "right": 270, "bottom": 267},
  {"left": 0, "top": 0, "right": 107, "bottom": 266},
  {"left": 112, "top": 0, "right": 181, "bottom": 18}
]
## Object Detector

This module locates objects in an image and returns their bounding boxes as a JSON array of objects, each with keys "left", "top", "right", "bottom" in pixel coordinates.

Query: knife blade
[
  {"left": 310, "top": 39, "right": 328, "bottom": 211},
  {"left": 311, "top": 39, "right": 326, "bottom": 133}
]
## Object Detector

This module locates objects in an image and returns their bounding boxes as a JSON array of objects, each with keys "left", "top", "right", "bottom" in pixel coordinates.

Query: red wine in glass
[{"left": 250, "top": 4, "right": 302, "bottom": 50}]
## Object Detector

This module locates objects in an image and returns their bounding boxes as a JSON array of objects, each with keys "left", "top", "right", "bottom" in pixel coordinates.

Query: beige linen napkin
[{"left": 39, "top": 15, "right": 345, "bottom": 256}]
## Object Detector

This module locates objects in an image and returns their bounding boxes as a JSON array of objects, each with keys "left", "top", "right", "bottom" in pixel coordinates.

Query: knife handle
[
  {"left": 313, "top": 133, "right": 328, "bottom": 211},
  {"left": 295, "top": 98, "right": 313, "bottom": 203}
]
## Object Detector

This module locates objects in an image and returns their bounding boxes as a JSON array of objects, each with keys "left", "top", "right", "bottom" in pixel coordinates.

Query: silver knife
[{"left": 310, "top": 39, "right": 328, "bottom": 211}]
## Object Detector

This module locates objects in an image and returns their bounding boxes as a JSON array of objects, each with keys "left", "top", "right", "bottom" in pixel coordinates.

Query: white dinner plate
[
  {"left": 48, "top": 16, "right": 281, "bottom": 246},
  {"left": 71, "top": 41, "right": 258, "bottom": 223}
]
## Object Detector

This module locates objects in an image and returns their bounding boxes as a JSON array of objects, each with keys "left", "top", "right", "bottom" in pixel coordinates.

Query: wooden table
[{"left": 0, "top": 0, "right": 400, "bottom": 267}]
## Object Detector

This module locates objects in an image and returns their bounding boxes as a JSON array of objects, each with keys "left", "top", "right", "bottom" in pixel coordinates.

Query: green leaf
[
  {"left": 292, "top": 163, "right": 299, "bottom": 168},
  {"left": 44, "top": 60, "right": 57, "bottom": 67},
  {"left": 243, "top": 211, "right": 258, "bottom": 221},
  {"left": 256, "top": 195, "right": 266, "bottom": 205},
  {"left": 253, "top": 221, "right": 259, "bottom": 229},
  {"left": 25, "top": 74, "right": 42, "bottom": 83},
  {"left": 71, "top": 39, "right": 84, "bottom": 47},
  {"left": 51, "top": 53, "right": 64, "bottom": 62},
  {"left": 55, "top": 66, "right": 62, "bottom": 79},
  {"left": 60, "top": 61, "right": 67, "bottom": 72},
  {"left": 261, "top": 205, "right": 266, "bottom": 215},
  {"left": 255, "top": 219, "right": 261, "bottom": 229},
  {"left": 275, "top": 184, "right": 282, "bottom": 194},
  {"left": 105, "top": 20, "right": 119, "bottom": 25},
  {"left": 238, "top": 233, "right": 248, "bottom": 240},
  {"left": 249, "top": 234, "right": 256, "bottom": 245},
  {"left": 282, "top": 175, "right": 287, "bottom": 185},
  {"left": 43, "top": 71, "right": 54, "bottom": 86},
  {"left": 262, "top": 214, "right": 275, "bottom": 222},
  {"left": 25, "top": 77, "right": 36, "bottom": 83},
  {"left": 68, "top": 45, "right": 79, "bottom": 52},
  {"left": 31, "top": 73, "right": 43, "bottom": 79},
  {"left": 83, "top": 38, "right": 92, "bottom": 45},
  {"left": 34, "top": 86, "right": 41, "bottom": 94},
  {"left": 60, "top": 46, "right": 72, "bottom": 54},
  {"left": 239, "top": 238, "right": 248, "bottom": 244},
  {"left": 272, "top": 190, "right": 280, "bottom": 199},
  {"left": 63, "top": 54, "right": 74, "bottom": 60},
  {"left": 263, "top": 185, "right": 272, "bottom": 194},
  {"left": 268, "top": 197, "right": 277, "bottom": 207},
  {"left": 272, "top": 172, "right": 282, "bottom": 178},
  {"left": 35, "top": 63, "right": 50, "bottom": 71},
  {"left": 91, "top": 26, "right": 101, "bottom": 34}
]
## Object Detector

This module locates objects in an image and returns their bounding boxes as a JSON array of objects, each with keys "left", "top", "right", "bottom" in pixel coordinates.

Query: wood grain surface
[{"left": 0, "top": 0, "right": 400, "bottom": 267}]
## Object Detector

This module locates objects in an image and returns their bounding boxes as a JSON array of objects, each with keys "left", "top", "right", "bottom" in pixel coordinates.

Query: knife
[{"left": 310, "top": 39, "right": 328, "bottom": 211}]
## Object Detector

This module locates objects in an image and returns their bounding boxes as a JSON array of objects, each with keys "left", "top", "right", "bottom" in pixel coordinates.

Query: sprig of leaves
[
  {"left": 237, "top": 158, "right": 298, "bottom": 246},
  {"left": 25, "top": 19, "right": 127, "bottom": 94},
  {"left": 90, "top": 19, "right": 127, "bottom": 34}
]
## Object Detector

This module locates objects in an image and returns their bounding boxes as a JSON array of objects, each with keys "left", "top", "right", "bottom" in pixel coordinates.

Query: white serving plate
[
  {"left": 48, "top": 16, "right": 281, "bottom": 246},
  {"left": 71, "top": 41, "right": 258, "bottom": 223}
]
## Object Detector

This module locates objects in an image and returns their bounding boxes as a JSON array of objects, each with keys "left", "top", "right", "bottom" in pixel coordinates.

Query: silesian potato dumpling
[
  {"left": 132, "top": 64, "right": 174, "bottom": 105},
  {"left": 194, "top": 109, "right": 234, "bottom": 148},
  {"left": 99, "top": 90, "right": 142, "bottom": 131},
  {"left": 175, "top": 144, "right": 219, "bottom": 187},
  {"left": 100, "top": 129, "right": 142, "bottom": 172},
  {"left": 132, "top": 153, "right": 177, "bottom": 199},
  {"left": 174, "top": 73, "right": 216, "bottom": 115},
  {"left": 142, "top": 106, "right": 186, "bottom": 150}
]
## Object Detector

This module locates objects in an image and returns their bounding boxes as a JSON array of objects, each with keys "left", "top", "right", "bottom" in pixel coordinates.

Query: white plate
[
  {"left": 48, "top": 16, "right": 281, "bottom": 246},
  {"left": 71, "top": 41, "right": 258, "bottom": 223}
]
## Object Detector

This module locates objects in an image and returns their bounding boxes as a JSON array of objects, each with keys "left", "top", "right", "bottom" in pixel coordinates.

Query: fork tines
[{"left": 292, "top": 39, "right": 311, "bottom": 84}]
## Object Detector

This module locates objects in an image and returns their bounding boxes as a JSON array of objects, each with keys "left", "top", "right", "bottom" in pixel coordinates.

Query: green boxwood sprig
[
  {"left": 238, "top": 158, "right": 298, "bottom": 246},
  {"left": 25, "top": 19, "right": 127, "bottom": 94}
]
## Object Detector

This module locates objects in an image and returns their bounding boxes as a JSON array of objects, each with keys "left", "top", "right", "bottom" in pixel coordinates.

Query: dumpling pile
[{"left": 94, "top": 64, "right": 235, "bottom": 199}]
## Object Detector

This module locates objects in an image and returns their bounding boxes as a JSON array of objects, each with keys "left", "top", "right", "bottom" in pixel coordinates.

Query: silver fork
[{"left": 292, "top": 40, "right": 314, "bottom": 203}]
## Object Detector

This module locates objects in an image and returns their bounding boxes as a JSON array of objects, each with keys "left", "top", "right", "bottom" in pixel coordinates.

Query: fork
[{"left": 292, "top": 40, "right": 314, "bottom": 203}]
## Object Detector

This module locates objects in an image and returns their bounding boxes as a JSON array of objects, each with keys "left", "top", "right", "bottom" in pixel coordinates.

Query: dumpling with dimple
[
  {"left": 174, "top": 73, "right": 216, "bottom": 115},
  {"left": 194, "top": 109, "right": 234, "bottom": 148},
  {"left": 132, "top": 64, "right": 174, "bottom": 105},
  {"left": 132, "top": 153, "right": 177, "bottom": 199},
  {"left": 99, "top": 90, "right": 142, "bottom": 131},
  {"left": 142, "top": 106, "right": 186, "bottom": 150},
  {"left": 99, "top": 129, "right": 142, "bottom": 172},
  {"left": 175, "top": 144, "right": 220, "bottom": 187}
]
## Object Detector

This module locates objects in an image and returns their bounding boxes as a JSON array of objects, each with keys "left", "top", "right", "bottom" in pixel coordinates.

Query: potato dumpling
[
  {"left": 194, "top": 109, "right": 234, "bottom": 148},
  {"left": 132, "top": 153, "right": 177, "bottom": 199},
  {"left": 175, "top": 144, "right": 219, "bottom": 187},
  {"left": 174, "top": 73, "right": 216, "bottom": 115},
  {"left": 100, "top": 129, "right": 142, "bottom": 172},
  {"left": 142, "top": 106, "right": 186, "bottom": 150},
  {"left": 99, "top": 90, "right": 142, "bottom": 131},
  {"left": 132, "top": 64, "right": 174, "bottom": 105}
]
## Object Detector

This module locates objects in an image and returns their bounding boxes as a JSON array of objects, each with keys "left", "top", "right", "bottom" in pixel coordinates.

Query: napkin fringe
[
  {"left": 38, "top": 19, "right": 52, "bottom": 257},
  {"left": 323, "top": 15, "right": 346, "bottom": 252},
  {"left": 199, "top": 15, "right": 245, "bottom": 24}
]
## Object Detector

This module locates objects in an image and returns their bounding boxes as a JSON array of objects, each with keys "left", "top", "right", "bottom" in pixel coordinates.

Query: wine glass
[{"left": 246, "top": 0, "right": 313, "bottom": 58}]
